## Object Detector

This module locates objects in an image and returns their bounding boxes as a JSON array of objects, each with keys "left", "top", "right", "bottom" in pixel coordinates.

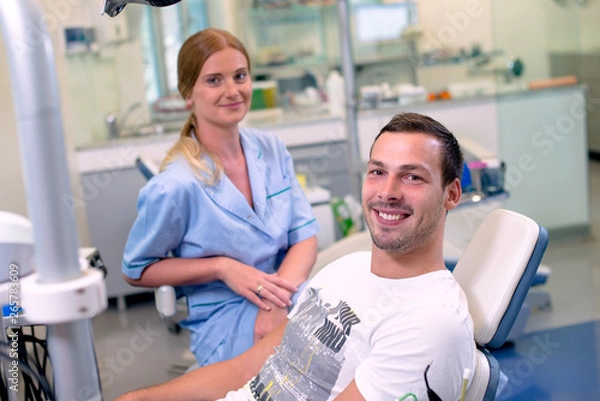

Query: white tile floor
[
  {"left": 92, "top": 299, "right": 192, "bottom": 401},
  {"left": 91, "top": 160, "right": 600, "bottom": 401}
]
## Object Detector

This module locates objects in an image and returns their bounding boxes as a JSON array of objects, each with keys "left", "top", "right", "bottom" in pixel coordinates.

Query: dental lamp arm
[{"left": 102, "top": 0, "right": 182, "bottom": 17}]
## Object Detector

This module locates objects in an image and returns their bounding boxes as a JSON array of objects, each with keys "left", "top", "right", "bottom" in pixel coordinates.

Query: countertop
[{"left": 75, "top": 83, "right": 586, "bottom": 175}]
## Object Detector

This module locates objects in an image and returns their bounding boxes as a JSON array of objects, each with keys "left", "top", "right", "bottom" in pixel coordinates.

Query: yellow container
[{"left": 251, "top": 81, "right": 278, "bottom": 110}]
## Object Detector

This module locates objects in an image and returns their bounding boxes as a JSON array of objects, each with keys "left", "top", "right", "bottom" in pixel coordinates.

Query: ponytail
[{"left": 160, "top": 113, "right": 223, "bottom": 185}]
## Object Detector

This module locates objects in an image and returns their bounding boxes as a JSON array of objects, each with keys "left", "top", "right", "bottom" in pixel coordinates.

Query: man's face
[{"left": 362, "top": 131, "right": 454, "bottom": 253}]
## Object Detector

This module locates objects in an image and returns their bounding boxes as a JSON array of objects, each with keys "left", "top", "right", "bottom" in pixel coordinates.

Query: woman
[{"left": 122, "top": 28, "right": 318, "bottom": 366}]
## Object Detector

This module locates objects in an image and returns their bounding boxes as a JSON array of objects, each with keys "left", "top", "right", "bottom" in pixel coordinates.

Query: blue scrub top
[{"left": 122, "top": 127, "right": 319, "bottom": 364}]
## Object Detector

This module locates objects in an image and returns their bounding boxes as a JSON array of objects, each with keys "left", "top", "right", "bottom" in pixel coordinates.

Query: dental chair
[
  {"left": 313, "top": 209, "right": 548, "bottom": 400},
  {"left": 135, "top": 154, "right": 160, "bottom": 181},
  {"left": 454, "top": 208, "right": 548, "bottom": 400}
]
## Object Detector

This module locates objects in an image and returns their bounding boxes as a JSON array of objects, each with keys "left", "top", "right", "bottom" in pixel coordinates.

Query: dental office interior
[{"left": 0, "top": 0, "right": 599, "bottom": 400}]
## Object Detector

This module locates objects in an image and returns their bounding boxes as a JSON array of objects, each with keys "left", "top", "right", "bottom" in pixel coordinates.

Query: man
[{"left": 117, "top": 112, "right": 475, "bottom": 401}]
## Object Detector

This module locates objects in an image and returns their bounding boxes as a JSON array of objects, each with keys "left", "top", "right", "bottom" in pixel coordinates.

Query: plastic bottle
[
  {"left": 330, "top": 196, "right": 354, "bottom": 237},
  {"left": 343, "top": 194, "right": 363, "bottom": 232},
  {"left": 326, "top": 70, "right": 345, "bottom": 117}
]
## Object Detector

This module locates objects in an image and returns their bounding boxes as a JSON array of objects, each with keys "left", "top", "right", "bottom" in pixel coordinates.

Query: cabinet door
[
  {"left": 82, "top": 167, "right": 150, "bottom": 299},
  {"left": 245, "top": 3, "right": 337, "bottom": 77},
  {"left": 289, "top": 140, "right": 352, "bottom": 199},
  {"left": 497, "top": 86, "right": 590, "bottom": 233}
]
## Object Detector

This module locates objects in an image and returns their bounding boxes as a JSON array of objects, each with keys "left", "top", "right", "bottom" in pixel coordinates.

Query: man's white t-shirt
[{"left": 220, "top": 251, "right": 475, "bottom": 401}]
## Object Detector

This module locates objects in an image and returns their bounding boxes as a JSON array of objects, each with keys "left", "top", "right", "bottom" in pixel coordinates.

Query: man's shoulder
[
  {"left": 386, "top": 271, "right": 472, "bottom": 331},
  {"left": 312, "top": 251, "right": 371, "bottom": 280}
]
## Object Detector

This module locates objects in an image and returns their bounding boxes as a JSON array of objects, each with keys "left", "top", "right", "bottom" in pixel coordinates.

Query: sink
[{"left": 119, "top": 120, "right": 182, "bottom": 138}]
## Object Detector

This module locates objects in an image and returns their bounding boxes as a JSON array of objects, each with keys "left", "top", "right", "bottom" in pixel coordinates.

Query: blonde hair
[{"left": 160, "top": 28, "right": 251, "bottom": 185}]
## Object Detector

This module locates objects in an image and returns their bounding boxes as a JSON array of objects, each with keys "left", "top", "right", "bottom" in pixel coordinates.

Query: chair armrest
[
  {"left": 155, "top": 285, "right": 177, "bottom": 318},
  {"left": 531, "top": 264, "right": 551, "bottom": 286}
]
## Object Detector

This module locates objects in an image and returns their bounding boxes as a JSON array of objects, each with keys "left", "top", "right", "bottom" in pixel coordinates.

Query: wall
[
  {"left": 577, "top": 1, "right": 600, "bottom": 52},
  {"left": 64, "top": 40, "right": 147, "bottom": 146},
  {"left": 491, "top": 0, "right": 550, "bottom": 82},
  {"left": 62, "top": 5, "right": 147, "bottom": 146},
  {"left": 542, "top": 0, "right": 600, "bottom": 53},
  {"left": 415, "top": 0, "right": 494, "bottom": 91},
  {"left": 0, "top": 1, "right": 146, "bottom": 246},
  {"left": 417, "top": 0, "right": 494, "bottom": 51}
]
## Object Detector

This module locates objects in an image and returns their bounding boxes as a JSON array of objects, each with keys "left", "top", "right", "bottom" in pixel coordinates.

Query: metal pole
[
  {"left": 0, "top": 1, "right": 102, "bottom": 399},
  {"left": 336, "top": 0, "right": 363, "bottom": 201}
]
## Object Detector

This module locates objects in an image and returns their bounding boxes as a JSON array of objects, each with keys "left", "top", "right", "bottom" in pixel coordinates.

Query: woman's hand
[
  {"left": 254, "top": 303, "right": 289, "bottom": 343},
  {"left": 218, "top": 258, "right": 297, "bottom": 311}
]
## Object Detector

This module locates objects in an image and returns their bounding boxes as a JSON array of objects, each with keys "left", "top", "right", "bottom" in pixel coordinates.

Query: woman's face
[{"left": 186, "top": 47, "right": 252, "bottom": 131}]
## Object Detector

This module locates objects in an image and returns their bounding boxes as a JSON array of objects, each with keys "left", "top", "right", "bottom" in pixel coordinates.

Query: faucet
[
  {"left": 105, "top": 102, "right": 143, "bottom": 139},
  {"left": 101, "top": 0, "right": 182, "bottom": 18}
]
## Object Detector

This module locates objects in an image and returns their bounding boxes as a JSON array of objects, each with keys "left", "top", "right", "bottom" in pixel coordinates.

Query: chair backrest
[
  {"left": 135, "top": 154, "right": 160, "bottom": 181},
  {"left": 452, "top": 209, "right": 548, "bottom": 400}
]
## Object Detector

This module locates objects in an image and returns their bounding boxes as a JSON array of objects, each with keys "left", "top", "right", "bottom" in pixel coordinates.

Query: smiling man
[{"left": 116, "top": 112, "right": 475, "bottom": 401}]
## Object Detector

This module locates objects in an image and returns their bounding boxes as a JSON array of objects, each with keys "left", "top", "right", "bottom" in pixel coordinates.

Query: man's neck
[{"left": 369, "top": 242, "right": 447, "bottom": 279}]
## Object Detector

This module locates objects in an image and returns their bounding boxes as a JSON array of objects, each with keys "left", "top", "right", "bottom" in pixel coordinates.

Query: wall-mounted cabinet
[
  {"left": 242, "top": 0, "right": 419, "bottom": 87},
  {"left": 244, "top": 3, "right": 338, "bottom": 77}
]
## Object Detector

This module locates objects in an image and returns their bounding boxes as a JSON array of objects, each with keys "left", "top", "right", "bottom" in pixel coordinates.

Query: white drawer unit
[{"left": 304, "top": 186, "right": 335, "bottom": 251}]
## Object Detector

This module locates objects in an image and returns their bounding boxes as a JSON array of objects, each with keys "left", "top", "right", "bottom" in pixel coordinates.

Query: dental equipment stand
[
  {"left": 0, "top": 1, "right": 184, "bottom": 399},
  {"left": 0, "top": 1, "right": 108, "bottom": 399}
]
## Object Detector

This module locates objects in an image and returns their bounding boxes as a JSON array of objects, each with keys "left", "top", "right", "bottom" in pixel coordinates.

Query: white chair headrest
[{"left": 453, "top": 209, "right": 547, "bottom": 347}]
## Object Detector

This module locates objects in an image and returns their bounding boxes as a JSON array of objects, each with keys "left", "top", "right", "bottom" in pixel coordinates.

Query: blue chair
[
  {"left": 312, "top": 209, "right": 548, "bottom": 400},
  {"left": 135, "top": 155, "right": 160, "bottom": 181},
  {"left": 453, "top": 209, "right": 548, "bottom": 400}
]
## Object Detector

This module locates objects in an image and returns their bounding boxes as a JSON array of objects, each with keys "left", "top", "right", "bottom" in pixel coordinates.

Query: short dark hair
[{"left": 370, "top": 112, "right": 464, "bottom": 187}]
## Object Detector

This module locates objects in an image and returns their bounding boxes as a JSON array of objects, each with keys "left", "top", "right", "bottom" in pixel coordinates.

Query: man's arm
[
  {"left": 254, "top": 236, "right": 317, "bottom": 342},
  {"left": 116, "top": 321, "right": 288, "bottom": 401},
  {"left": 275, "top": 236, "right": 317, "bottom": 286},
  {"left": 334, "top": 380, "right": 366, "bottom": 401}
]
